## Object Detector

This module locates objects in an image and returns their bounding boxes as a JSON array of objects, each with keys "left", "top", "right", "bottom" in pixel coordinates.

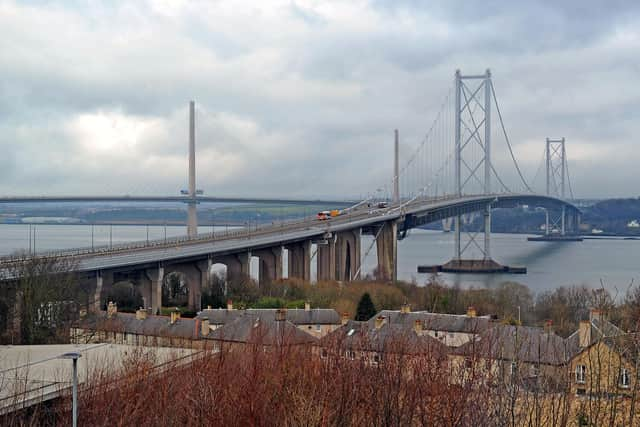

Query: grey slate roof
[
  {"left": 370, "top": 310, "right": 493, "bottom": 335},
  {"left": 454, "top": 324, "right": 570, "bottom": 365},
  {"left": 208, "top": 315, "right": 318, "bottom": 346},
  {"left": 197, "top": 308, "right": 340, "bottom": 325},
  {"left": 565, "top": 317, "right": 624, "bottom": 358},
  {"left": 76, "top": 311, "right": 211, "bottom": 340},
  {"left": 319, "top": 320, "right": 447, "bottom": 355}
]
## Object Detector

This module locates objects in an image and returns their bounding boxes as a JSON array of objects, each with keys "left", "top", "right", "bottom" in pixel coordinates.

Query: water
[{"left": 1, "top": 225, "right": 638, "bottom": 296}]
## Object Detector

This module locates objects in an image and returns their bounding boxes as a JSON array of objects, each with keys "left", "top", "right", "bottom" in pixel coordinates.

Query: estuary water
[{"left": 1, "top": 224, "right": 638, "bottom": 295}]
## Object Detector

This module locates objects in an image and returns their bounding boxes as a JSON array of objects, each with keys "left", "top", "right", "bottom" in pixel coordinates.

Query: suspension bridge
[{"left": 0, "top": 69, "right": 580, "bottom": 314}]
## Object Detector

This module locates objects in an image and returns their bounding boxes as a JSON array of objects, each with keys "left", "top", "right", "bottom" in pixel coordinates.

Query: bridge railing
[
  {"left": 0, "top": 212, "right": 328, "bottom": 263},
  {"left": 0, "top": 194, "right": 520, "bottom": 263}
]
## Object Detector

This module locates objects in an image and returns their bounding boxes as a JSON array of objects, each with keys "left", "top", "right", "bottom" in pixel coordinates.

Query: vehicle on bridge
[{"left": 317, "top": 210, "right": 341, "bottom": 220}]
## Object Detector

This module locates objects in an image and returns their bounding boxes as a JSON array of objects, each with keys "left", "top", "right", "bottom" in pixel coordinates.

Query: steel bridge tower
[
  {"left": 453, "top": 69, "right": 493, "bottom": 262},
  {"left": 545, "top": 137, "right": 567, "bottom": 235}
]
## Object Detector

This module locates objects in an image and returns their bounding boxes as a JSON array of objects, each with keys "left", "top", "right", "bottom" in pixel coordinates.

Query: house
[
  {"left": 318, "top": 315, "right": 448, "bottom": 365},
  {"left": 197, "top": 301, "right": 343, "bottom": 338},
  {"left": 569, "top": 333, "right": 640, "bottom": 397},
  {"left": 208, "top": 308, "right": 318, "bottom": 351},
  {"left": 452, "top": 322, "right": 570, "bottom": 390},
  {"left": 71, "top": 302, "right": 214, "bottom": 349},
  {"left": 370, "top": 305, "right": 494, "bottom": 347}
]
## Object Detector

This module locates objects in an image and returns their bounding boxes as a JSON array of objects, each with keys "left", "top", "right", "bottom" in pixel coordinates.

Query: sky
[{"left": 0, "top": 0, "right": 638, "bottom": 199}]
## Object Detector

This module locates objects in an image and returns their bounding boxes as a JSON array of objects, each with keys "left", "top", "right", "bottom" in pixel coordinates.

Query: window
[
  {"left": 575, "top": 365, "right": 586, "bottom": 384},
  {"left": 320, "top": 349, "right": 328, "bottom": 359},
  {"left": 372, "top": 353, "right": 381, "bottom": 365},
  {"left": 346, "top": 350, "right": 356, "bottom": 360},
  {"left": 510, "top": 362, "right": 518, "bottom": 376},
  {"left": 316, "top": 324, "right": 322, "bottom": 332},
  {"left": 619, "top": 368, "right": 630, "bottom": 388},
  {"left": 434, "top": 331, "right": 439, "bottom": 338}
]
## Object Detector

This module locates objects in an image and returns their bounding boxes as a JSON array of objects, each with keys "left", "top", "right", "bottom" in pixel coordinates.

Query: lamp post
[{"left": 58, "top": 351, "right": 82, "bottom": 427}]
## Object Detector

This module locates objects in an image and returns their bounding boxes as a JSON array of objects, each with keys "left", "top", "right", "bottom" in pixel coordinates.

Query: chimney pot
[
  {"left": 136, "top": 308, "right": 148, "bottom": 320},
  {"left": 413, "top": 319, "right": 422, "bottom": 334},
  {"left": 275, "top": 308, "right": 287, "bottom": 322},
  {"left": 375, "top": 316, "right": 386, "bottom": 330},
  {"left": 400, "top": 302, "right": 410, "bottom": 314},
  {"left": 227, "top": 300, "right": 233, "bottom": 311},
  {"left": 544, "top": 319, "right": 553, "bottom": 333},
  {"left": 467, "top": 306, "right": 477, "bottom": 318},
  {"left": 107, "top": 301, "right": 118, "bottom": 318},
  {"left": 590, "top": 308, "right": 602, "bottom": 322},
  {"left": 341, "top": 312, "right": 350, "bottom": 325},
  {"left": 305, "top": 301, "right": 311, "bottom": 311}
]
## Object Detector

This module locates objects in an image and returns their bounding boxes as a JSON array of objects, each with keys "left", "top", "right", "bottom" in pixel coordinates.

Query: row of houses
[{"left": 71, "top": 301, "right": 637, "bottom": 397}]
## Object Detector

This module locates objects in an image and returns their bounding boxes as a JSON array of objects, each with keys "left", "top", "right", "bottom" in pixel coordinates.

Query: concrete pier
[
  {"left": 286, "top": 241, "right": 311, "bottom": 282},
  {"left": 375, "top": 221, "right": 397, "bottom": 282},
  {"left": 335, "top": 229, "right": 361, "bottom": 281},
  {"left": 254, "top": 247, "right": 283, "bottom": 286},
  {"left": 317, "top": 235, "right": 336, "bottom": 282}
]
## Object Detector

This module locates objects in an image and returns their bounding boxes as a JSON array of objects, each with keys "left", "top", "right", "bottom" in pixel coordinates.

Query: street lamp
[{"left": 58, "top": 351, "right": 82, "bottom": 427}]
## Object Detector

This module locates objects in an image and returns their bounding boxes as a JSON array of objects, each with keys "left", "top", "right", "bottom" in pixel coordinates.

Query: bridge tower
[
  {"left": 453, "top": 69, "right": 494, "bottom": 262},
  {"left": 186, "top": 101, "right": 198, "bottom": 238},
  {"left": 545, "top": 137, "right": 567, "bottom": 235}
]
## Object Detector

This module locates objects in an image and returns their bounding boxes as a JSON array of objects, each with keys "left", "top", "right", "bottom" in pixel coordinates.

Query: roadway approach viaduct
[{"left": 0, "top": 194, "right": 579, "bottom": 314}]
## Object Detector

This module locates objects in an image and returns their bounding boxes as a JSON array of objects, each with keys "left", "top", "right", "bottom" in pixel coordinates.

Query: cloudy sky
[{"left": 0, "top": 0, "right": 638, "bottom": 199}]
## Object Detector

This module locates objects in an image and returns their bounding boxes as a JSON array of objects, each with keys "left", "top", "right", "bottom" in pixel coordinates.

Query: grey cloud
[{"left": 0, "top": 0, "right": 638, "bottom": 198}]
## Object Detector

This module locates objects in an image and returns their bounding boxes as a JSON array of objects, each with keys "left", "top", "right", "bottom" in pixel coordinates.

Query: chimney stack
[
  {"left": 227, "top": 300, "right": 233, "bottom": 311},
  {"left": 201, "top": 317, "right": 210, "bottom": 336},
  {"left": 400, "top": 302, "right": 410, "bottom": 314},
  {"left": 275, "top": 308, "right": 287, "bottom": 322},
  {"left": 375, "top": 316, "right": 386, "bottom": 330},
  {"left": 136, "top": 308, "right": 148, "bottom": 320},
  {"left": 305, "top": 301, "right": 311, "bottom": 311},
  {"left": 341, "top": 312, "right": 350, "bottom": 325},
  {"left": 590, "top": 308, "right": 602, "bottom": 322},
  {"left": 544, "top": 319, "right": 553, "bottom": 334},
  {"left": 107, "top": 301, "right": 117, "bottom": 319},
  {"left": 579, "top": 320, "right": 591, "bottom": 348},
  {"left": 170, "top": 310, "right": 181, "bottom": 325},
  {"left": 467, "top": 306, "right": 477, "bottom": 318},
  {"left": 413, "top": 319, "right": 423, "bottom": 334}
]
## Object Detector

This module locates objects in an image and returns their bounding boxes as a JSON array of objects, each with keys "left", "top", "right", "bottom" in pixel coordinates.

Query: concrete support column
[
  {"left": 144, "top": 266, "right": 164, "bottom": 314},
  {"left": 195, "top": 259, "right": 211, "bottom": 310},
  {"left": 286, "top": 241, "right": 311, "bottom": 282},
  {"left": 317, "top": 235, "right": 336, "bottom": 282},
  {"left": 254, "top": 247, "right": 283, "bottom": 286},
  {"left": 93, "top": 270, "right": 114, "bottom": 312},
  {"left": 219, "top": 252, "right": 251, "bottom": 285},
  {"left": 335, "top": 228, "right": 361, "bottom": 281},
  {"left": 376, "top": 221, "right": 397, "bottom": 282}
]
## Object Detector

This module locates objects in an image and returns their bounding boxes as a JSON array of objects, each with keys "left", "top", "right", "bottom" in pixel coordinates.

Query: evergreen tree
[{"left": 355, "top": 292, "right": 377, "bottom": 321}]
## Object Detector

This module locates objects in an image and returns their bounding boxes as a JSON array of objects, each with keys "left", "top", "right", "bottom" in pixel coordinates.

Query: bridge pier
[
  {"left": 335, "top": 229, "right": 361, "bottom": 281},
  {"left": 286, "top": 241, "right": 311, "bottom": 282},
  {"left": 142, "top": 266, "right": 164, "bottom": 314},
  {"left": 92, "top": 270, "right": 114, "bottom": 312},
  {"left": 317, "top": 235, "right": 336, "bottom": 282},
  {"left": 216, "top": 252, "right": 251, "bottom": 285},
  {"left": 253, "top": 247, "right": 283, "bottom": 286},
  {"left": 375, "top": 221, "right": 397, "bottom": 282}
]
